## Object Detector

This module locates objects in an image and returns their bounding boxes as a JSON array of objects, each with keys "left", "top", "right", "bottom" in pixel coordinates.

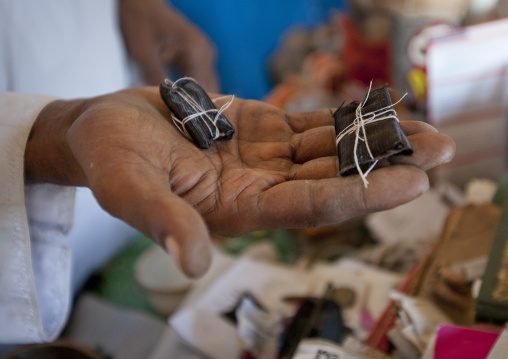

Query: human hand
[
  {"left": 25, "top": 87, "right": 455, "bottom": 277},
  {"left": 119, "top": 0, "right": 219, "bottom": 91}
]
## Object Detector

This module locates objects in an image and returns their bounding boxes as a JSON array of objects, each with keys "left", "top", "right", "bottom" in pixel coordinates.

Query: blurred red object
[{"left": 337, "top": 13, "right": 390, "bottom": 87}]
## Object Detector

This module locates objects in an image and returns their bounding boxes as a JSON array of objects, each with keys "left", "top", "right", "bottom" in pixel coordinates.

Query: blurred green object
[
  {"left": 476, "top": 172, "right": 508, "bottom": 323},
  {"left": 493, "top": 172, "right": 508, "bottom": 206},
  {"left": 83, "top": 235, "right": 162, "bottom": 317},
  {"left": 222, "top": 229, "right": 299, "bottom": 264}
]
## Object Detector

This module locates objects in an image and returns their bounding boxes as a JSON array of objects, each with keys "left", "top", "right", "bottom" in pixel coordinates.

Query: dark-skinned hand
[
  {"left": 119, "top": 0, "right": 219, "bottom": 91},
  {"left": 25, "top": 87, "right": 455, "bottom": 277}
]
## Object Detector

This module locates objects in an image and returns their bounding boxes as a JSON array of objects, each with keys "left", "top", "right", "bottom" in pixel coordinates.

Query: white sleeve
[{"left": 0, "top": 92, "right": 76, "bottom": 343}]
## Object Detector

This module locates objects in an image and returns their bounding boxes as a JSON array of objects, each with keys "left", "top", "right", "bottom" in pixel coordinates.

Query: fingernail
[{"left": 164, "top": 236, "right": 182, "bottom": 270}]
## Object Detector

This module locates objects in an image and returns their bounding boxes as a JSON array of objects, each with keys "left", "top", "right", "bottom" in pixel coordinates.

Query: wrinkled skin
[
  {"left": 25, "top": 87, "right": 455, "bottom": 277},
  {"left": 119, "top": 0, "right": 219, "bottom": 91}
]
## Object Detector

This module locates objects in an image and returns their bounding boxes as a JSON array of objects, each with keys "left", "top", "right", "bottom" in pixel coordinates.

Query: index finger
[{"left": 286, "top": 109, "right": 335, "bottom": 133}]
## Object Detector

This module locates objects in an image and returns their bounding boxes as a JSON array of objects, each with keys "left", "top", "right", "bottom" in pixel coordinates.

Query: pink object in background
[{"left": 434, "top": 324, "right": 500, "bottom": 359}]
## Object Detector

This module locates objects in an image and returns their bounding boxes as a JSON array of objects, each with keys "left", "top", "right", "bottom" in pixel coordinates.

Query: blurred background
[
  {"left": 3, "top": 0, "right": 508, "bottom": 358},
  {"left": 171, "top": 0, "right": 348, "bottom": 100},
  {"left": 168, "top": 0, "right": 508, "bottom": 187},
  {"left": 73, "top": 2, "right": 508, "bottom": 358}
]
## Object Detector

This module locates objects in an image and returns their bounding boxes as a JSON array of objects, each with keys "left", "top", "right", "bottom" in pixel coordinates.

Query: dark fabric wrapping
[
  {"left": 160, "top": 79, "right": 235, "bottom": 149},
  {"left": 334, "top": 87, "right": 413, "bottom": 176}
]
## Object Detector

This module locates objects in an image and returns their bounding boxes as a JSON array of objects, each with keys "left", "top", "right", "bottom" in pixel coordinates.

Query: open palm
[{"left": 29, "top": 87, "right": 455, "bottom": 276}]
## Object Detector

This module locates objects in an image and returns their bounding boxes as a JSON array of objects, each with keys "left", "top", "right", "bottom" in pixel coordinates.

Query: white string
[
  {"left": 164, "top": 77, "right": 235, "bottom": 140},
  {"left": 335, "top": 81, "right": 407, "bottom": 188}
]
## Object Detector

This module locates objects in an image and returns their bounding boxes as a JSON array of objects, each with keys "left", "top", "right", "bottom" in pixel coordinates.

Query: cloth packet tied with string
[
  {"left": 160, "top": 78, "right": 235, "bottom": 149},
  {"left": 334, "top": 87, "right": 413, "bottom": 177}
]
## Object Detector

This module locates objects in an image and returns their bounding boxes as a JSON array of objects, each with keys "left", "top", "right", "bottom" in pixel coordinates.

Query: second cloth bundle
[{"left": 334, "top": 87, "right": 413, "bottom": 180}]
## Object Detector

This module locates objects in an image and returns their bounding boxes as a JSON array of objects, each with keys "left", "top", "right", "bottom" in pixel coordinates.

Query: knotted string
[
  {"left": 335, "top": 82, "right": 407, "bottom": 188},
  {"left": 165, "top": 77, "right": 235, "bottom": 140}
]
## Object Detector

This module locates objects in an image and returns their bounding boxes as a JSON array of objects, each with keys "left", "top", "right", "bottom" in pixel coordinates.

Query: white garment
[
  {"left": 0, "top": 92, "right": 72, "bottom": 343},
  {"left": 0, "top": 0, "right": 138, "bottom": 343},
  {"left": 0, "top": 0, "right": 131, "bottom": 98}
]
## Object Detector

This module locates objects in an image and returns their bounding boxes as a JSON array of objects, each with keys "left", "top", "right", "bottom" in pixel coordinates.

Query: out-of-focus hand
[
  {"left": 119, "top": 0, "right": 219, "bottom": 91},
  {"left": 25, "top": 87, "right": 455, "bottom": 277}
]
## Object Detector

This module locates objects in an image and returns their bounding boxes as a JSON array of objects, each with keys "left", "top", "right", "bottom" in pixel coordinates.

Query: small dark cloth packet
[
  {"left": 160, "top": 79, "right": 235, "bottom": 149},
  {"left": 334, "top": 87, "right": 413, "bottom": 176}
]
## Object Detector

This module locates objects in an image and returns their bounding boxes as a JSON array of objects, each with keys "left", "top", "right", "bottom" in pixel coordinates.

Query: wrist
[{"left": 24, "top": 99, "right": 88, "bottom": 187}]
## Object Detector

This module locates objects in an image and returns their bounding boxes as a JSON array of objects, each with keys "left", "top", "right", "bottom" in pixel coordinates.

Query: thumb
[
  {"left": 92, "top": 168, "right": 212, "bottom": 278},
  {"left": 148, "top": 192, "right": 213, "bottom": 278}
]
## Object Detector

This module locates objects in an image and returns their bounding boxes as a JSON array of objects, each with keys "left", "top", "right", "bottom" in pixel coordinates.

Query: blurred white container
[{"left": 134, "top": 245, "right": 193, "bottom": 316}]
